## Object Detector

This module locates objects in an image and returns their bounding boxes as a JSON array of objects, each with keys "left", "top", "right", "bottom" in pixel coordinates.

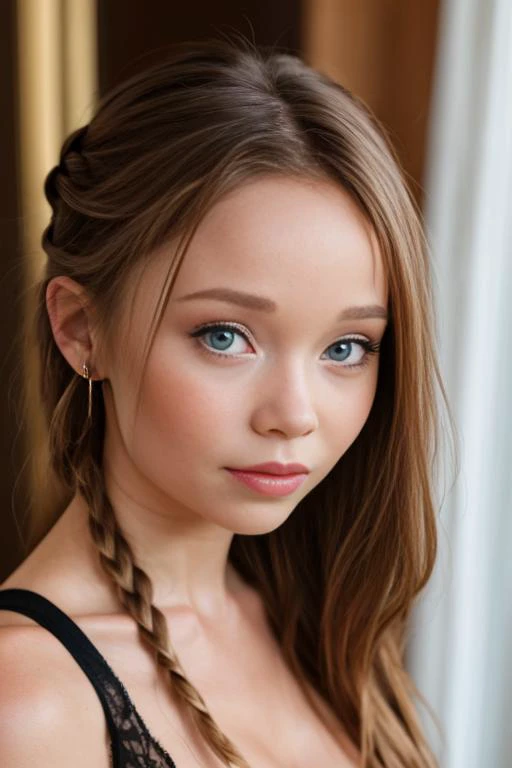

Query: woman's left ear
[{"left": 46, "top": 276, "right": 105, "bottom": 380}]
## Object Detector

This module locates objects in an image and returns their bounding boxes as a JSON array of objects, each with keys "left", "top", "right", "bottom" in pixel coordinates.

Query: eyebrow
[{"left": 175, "top": 287, "right": 388, "bottom": 321}]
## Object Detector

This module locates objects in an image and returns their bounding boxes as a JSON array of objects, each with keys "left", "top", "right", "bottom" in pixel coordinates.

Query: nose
[{"left": 250, "top": 359, "right": 319, "bottom": 439}]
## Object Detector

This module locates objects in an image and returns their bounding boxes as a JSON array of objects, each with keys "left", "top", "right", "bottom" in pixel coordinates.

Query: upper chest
[{"left": 78, "top": 601, "right": 358, "bottom": 768}]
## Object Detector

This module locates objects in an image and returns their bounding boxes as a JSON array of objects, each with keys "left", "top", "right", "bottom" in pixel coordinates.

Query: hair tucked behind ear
[{"left": 27, "top": 36, "right": 458, "bottom": 767}]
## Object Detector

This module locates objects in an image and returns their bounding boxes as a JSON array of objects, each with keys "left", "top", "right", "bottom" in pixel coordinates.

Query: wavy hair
[{"left": 23, "top": 38, "right": 457, "bottom": 767}]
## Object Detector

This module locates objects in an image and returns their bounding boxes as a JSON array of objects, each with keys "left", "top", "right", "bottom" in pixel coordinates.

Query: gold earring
[{"left": 81, "top": 362, "right": 93, "bottom": 420}]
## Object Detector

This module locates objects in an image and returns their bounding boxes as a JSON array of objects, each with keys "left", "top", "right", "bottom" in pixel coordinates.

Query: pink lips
[{"left": 225, "top": 462, "right": 309, "bottom": 497}]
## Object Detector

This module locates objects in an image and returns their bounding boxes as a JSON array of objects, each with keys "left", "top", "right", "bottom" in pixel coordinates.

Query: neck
[{"left": 65, "top": 490, "right": 245, "bottom": 621}]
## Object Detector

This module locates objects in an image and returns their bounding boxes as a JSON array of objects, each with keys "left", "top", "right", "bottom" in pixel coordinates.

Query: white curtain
[{"left": 408, "top": 1, "right": 512, "bottom": 767}]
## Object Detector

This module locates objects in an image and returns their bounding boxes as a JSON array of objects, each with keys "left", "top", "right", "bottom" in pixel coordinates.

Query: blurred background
[{"left": 0, "top": 1, "right": 510, "bottom": 766}]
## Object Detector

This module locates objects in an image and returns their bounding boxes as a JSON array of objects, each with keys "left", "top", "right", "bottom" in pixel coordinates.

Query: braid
[
  {"left": 42, "top": 124, "right": 91, "bottom": 262},
  {"left": 44, "top": 125, "right": 89, "bottom": 214},
  {"left": 74, "top": 434, "right": 250, "bottom": 768}
]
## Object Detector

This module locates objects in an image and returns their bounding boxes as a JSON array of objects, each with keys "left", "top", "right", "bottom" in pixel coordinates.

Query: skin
[{"left": 0, "top": 175, "right": 388, "bottom": 767}]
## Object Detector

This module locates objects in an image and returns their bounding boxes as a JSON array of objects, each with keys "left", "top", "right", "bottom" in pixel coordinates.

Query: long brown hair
[{"left": 24, "top": 37, "right": 457, "bottom": 767}]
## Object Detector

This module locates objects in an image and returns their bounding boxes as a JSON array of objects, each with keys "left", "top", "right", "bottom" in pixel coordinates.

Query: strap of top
[{"left": 0, "top": 588, "right": 121, "bottom": 766}]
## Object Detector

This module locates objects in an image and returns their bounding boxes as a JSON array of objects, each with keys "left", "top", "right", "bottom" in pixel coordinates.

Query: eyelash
[{"left": 188, "top": 321, "right": 382, "bottom": 370}]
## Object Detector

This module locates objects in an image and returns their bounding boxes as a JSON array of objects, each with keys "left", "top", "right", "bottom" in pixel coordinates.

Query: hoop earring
[{"left": 81, "top": 362, "right": 93, "bottom": 420}]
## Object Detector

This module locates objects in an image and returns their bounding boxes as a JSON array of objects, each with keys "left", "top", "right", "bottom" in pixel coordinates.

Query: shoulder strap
[{"left": 0, "top": 588, "right": 121, "bottom": 766}]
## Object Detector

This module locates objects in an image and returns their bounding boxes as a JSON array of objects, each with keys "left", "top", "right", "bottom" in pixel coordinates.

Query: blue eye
[
  {"left": 205, "top": 329, "right": 236, "bottom": 351},
  {"left": 321, "top": 338, "right": 381, "bottom": 369},
  {"left": 326, "top": 341, "right": 352, "bottom": 362},
  {"left": 189, "top": 322, "right": 251, "bottom": 356}
]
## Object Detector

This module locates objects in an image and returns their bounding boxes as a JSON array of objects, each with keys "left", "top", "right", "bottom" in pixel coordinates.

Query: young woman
[{"left": 0, "top": 39, "right": 456, "bottom": 768}]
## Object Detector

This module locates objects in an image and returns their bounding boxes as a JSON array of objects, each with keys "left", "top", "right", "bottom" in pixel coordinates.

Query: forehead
[{"left": 170, "top": 175, "right": 387, "bottom": 307}]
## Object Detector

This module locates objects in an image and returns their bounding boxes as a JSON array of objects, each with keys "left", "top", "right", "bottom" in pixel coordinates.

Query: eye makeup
[{"left": 188, "top": 320, "right": 382, "bottom": 371}]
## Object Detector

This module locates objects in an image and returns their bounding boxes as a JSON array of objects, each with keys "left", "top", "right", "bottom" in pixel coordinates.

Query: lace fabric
[
  {"left": 102, "top": 663, "right": 177, "bottom": 768},
  {"left": 0, "top": 589, "right": 177, "bottom": 768}
]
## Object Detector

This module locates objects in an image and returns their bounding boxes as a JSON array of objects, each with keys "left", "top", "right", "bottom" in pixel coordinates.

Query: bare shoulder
[{"left": 0, "top": 625, "right": 111, "bottom": 767}]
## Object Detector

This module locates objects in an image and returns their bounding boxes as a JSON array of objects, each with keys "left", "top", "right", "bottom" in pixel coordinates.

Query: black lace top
[{"left": 0, "top": 588, "right": 178, "bottom": 767}]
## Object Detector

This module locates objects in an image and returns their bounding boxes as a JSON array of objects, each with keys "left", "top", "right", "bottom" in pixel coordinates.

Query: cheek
[
  {"left": 129, "top": 351, "right": 236, "bottom": 463},
  {"left": 325, "top": 371, "right": 379, "bottom": 453}
]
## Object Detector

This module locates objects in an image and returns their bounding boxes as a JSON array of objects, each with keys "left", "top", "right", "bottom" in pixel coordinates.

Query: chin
[{"left": 212, "top": 504, "right": 297, "bottom": 537}]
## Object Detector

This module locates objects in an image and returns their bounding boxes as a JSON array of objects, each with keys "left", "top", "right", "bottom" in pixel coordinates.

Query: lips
[
  {"left": 229, "top": 461, "right": 310, "bottom": 475},
  {"left": 224, "top": 462, "right": 310, "bottom": 498}
]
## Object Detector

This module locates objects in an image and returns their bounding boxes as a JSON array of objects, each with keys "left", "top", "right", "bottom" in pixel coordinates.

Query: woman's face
[{"left": 102, "top": 175, "right": 389, "bottom": 535}]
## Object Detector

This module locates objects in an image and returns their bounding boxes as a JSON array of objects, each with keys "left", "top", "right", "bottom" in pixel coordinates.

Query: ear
[{"left": 46, "top": 276, "right": 105, "bottom": 380}]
